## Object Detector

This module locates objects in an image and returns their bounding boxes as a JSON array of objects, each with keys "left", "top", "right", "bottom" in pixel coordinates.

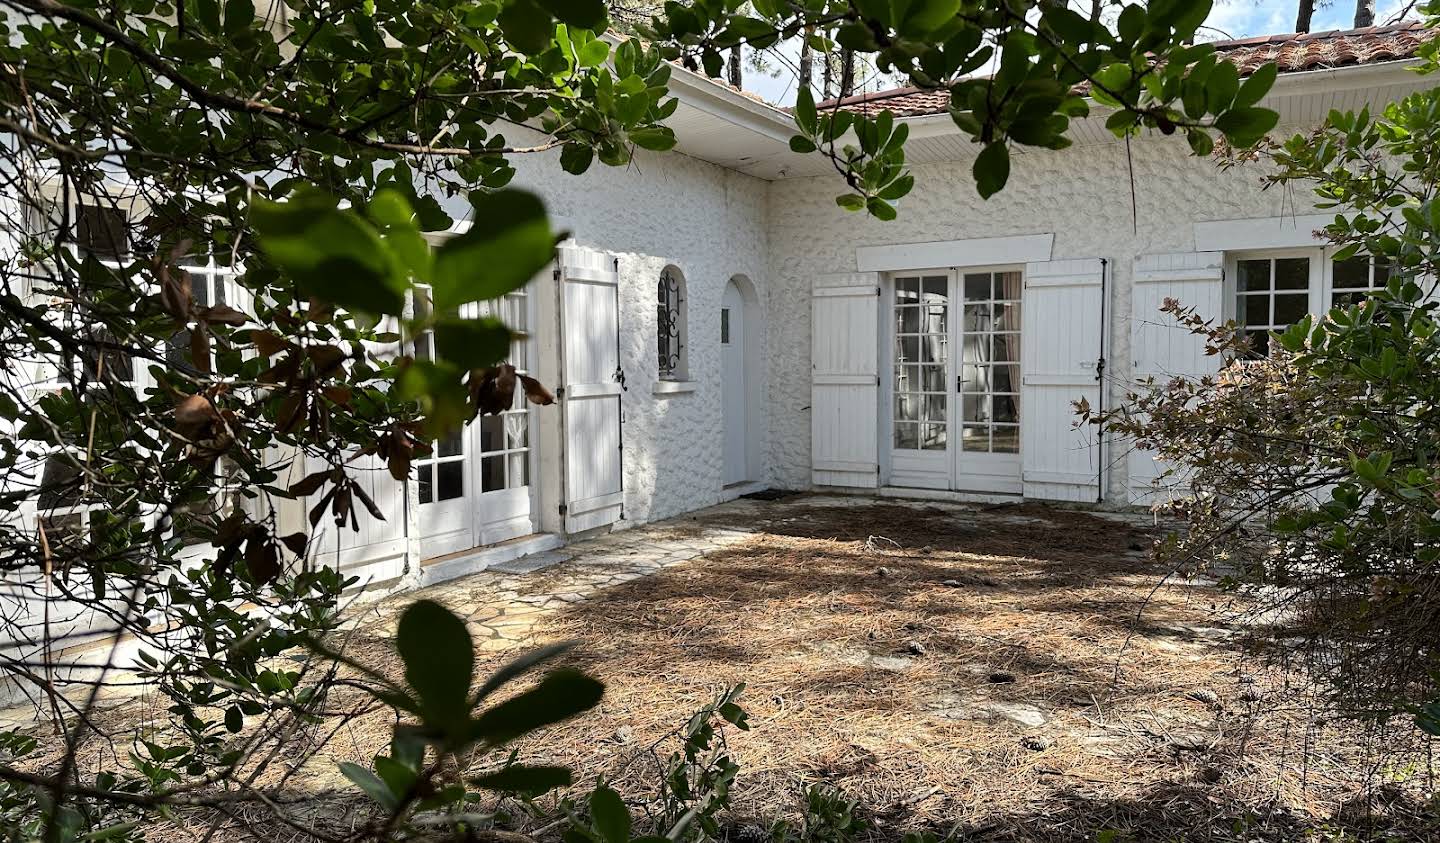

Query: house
[
  {"left": 294, "top": 23, "right": 1435, "bottom": 587},
  {"left": 2, "top": 24, "right": 1435, "bottom": 695}
]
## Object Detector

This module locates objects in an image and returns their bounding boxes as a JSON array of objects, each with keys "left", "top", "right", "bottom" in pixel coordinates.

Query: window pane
[
  {"left": 1245, "top": 329, "right": 1271, "bottom": 356},
  {"left": 895, "top": 393, "right": 920, "bottom": 422},
  {"left": 1237, "top": 259, "right": 1270, "bottom": 292},
  {"left": 961, "top": 330, "right": 988, "bottom": 366},
  {"left": 895, "top": 306, "right": 919, "bottom": 334},
  {"left": 993, "top": 302, "right": 1018, "bottom": 331},
  {"left": 481, "top": 455, "right": 505, "bottom": 492},
  {"left": 897, "top": 336, "right": 920, "bottom": 363},
  {"left": 964, "top": 273, "right": 991, "bottom": 301},
  {"left": 76, "top": 206, "right": 128, "bottom": 258},
  {"left": 923, "top": 394, "right": 946, "bottom": 422},
  {"left": 963, "top": 304, "right": 990, "bottom": 332},
  {"left": 437, "top": 431, "right": 464, "bottom": 458},
  {"left": 994, "top": 272, "right": 1022, "bottom": 301},
  {"left": 721, "top": 308, "right": 730, "bottom": 344},
  {"left": 895, "top": 277, "right": 919, "bottom": 303},
  {"left": 437, "top": 461, "right": 464, "bottom": 500},
  {"left": 39, "top": 456, "right": 82, "bottom": 509},
  {"left": 507, "top": 453, "right": 528, "bottom": 489},
  {"left": 1242, "top": 294, "right": 1269, "bottom": 328},
  {"left": 960, "top": 364, "right": 986, "bottom": 393},
  {"left": 478, "top": 414, "right": 504, "bottom": 453},
  {"left": 505, "top": 413, "right": 528, "bottom": 449},
  {"left": 963, "top": 394, "right": 990, "bottom": 422},
  {"left": 417, "top": 465, "right": 433, "bottom": 504},
  {"left": 993, "top": 394, "right": 1018, "bottom": 424},
  {"left": 920, "top": 335, "right": 946, "bottom": 363},
  {"left": 992, "top": 334, "right": 1019, "bottom": 363},
  {"left": 894, "top": 423, "right": 918, "bottom": 450},
  {"left": 1332, "top": 256, "right": 1369, "bottom": 289},
  {"left": 921, "top": 365, "right": 947, "bottom": 392},
  {"left": 922, "top": 306, "right": 947, "bottom": 333},
  {"left": 920, "top": 423, "right": 947, "bottom": 451},
  {"left": 1273, "top": 292, "right": 1308, "bottom": 326},
  {"left": 992, "top": 426, "right": 1020, "bottom": 454},
  {"left": 992, "top": 364, "right": 1016, "bottom": 393},
  {"left": 1374, "top": 256, "right": 1395, "bottom": 283},
  {"left": 921, "top": 275, "right": 947, "bottom": 303},
  {"left": 961, "top": 425, "right": 989, "bottom": 452},
  {"left": 1275, "top": 258, "right": 1309, "bottom": 290},
  {"left": 895, "top": 365, "right": 918, "bottom": 392}
]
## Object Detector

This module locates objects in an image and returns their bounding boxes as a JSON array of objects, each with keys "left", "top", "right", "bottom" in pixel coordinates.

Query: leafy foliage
[
  {"left": 1089, "top": 8, "right": 1440, "bottom": 732},
  {"left": 645, "top": 0, "right": 1279, "bottom": 213}
]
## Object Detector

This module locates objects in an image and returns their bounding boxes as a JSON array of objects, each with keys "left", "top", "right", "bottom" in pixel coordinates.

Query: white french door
[
  {"left": 413, "top": 289, "right": 539, "bottom": 559},
  {"left": 887, "top": 267, "right": 1023, "bottom": 494}
]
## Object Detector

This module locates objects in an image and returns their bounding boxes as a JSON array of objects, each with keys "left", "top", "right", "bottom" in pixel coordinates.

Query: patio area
[{"left": 328, "top": 494, "right": 1429, "bottom": 841}]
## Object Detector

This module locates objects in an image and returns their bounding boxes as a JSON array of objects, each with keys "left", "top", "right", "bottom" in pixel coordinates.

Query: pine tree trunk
[
  {"left": 798, "top": 30, "right": 813, "bottom": 94},
  {"left": 1354, "top": 0, "right": 1376, "bottom": 28},
  {"left": 1296, "top": 0, "right": 1314, "bottom": 33},
  {"left": 838, "top": 48, "right": 855, "bottom": 99},
  {"left": 727, "top": 46, "right": 742, "bottom": 89}
]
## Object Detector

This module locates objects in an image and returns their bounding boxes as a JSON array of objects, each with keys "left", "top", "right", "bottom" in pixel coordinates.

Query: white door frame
[{"left": 881, "top": 265, "right": 1024, "bottom": 495}]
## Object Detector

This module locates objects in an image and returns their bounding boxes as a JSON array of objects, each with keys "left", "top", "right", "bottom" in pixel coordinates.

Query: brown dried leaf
[
  {"left": 174, "top": 394, "right": 218, "bottom": 434},
  {"left": 307, "top": 345, "right": 347, "bottom": 376},
  {"left": 288, "top": 469, "right": 333, "bottom": 497},
  {"left": 250, "top": 329, "right": 288, "bottom": 358},
  {"left": 200, "top": 305, "right": 248, "bottom": 326},
  {"left": 518, "top": 374, "right": 555, "bottom": 406},
  {"left": 322, "top": 385, "right": 353, "bottom": 407},
  {"left": 190, "top": 325, "right": 213, "bottom": 375},
  {"left": 158, "top": 264, "right": 193, "bottom": 322},
  {"left": 277, "top": 392, "right": 307, "bottom": 433},
  {"left": 279, "top": 532, "right": 309, "bottom": 557},
  {"left": 244, "top": 535, "right": 281, "bottom": 585}
]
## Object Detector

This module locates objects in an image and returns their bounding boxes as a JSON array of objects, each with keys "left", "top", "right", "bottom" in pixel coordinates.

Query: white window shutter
[
  {"left": 811, "top": 272, "right": 880, "bottom": 489},
  {"left": 1020, "top": 259, "right": 1106, "bottom": 502},
  {"left": 1128, "top": 251, "right": 1225, "bottom": 504},
  {"left": 557, "top": 245, "right": 624, "bottom": 533}
]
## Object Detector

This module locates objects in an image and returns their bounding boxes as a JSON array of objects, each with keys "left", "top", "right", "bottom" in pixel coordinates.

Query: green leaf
[
  {"left": 471, "top": 764, "right": 573, "bottom": 794},
  {"left": 835, "top": 194, "right": 866, "bottom": 212},
  {"left": 498, "top": 0, "right": 554, "bottom": 54},
  {"left": 795, "top": 87, "right": 817, "bottom": 134},
  {"left": 538, "top": 0, "right": 606, "bottom": 30},
  {"left": 560, "top": 143, "right": 594, "bottom": 175},
  {"left": 250, "top": 190, "right": 406, "bottom": 316},
  {"left": 1214, "top": 107, "right": 1279, "bottom": 146},
  {"left": 224, "top": 705, "right": 243, "bottom": 733},
  {"left": 590, "top": 785, "right": 631, "bottom": 843},
  {"left": 396, "top": 599, "right": 474, "bottom": 737},
  {"left": 223, "top": 0, "right": 253, "bottom": 34},
  {"left": 577, "top": 38, "right": 610, "bottom": 67},
  {"left": 433, "top": 317, "right": 514, "bottom": 369},
  {"left": 1235, "top": 62, "right": 1277, "bottom": 109},
  {"left": 470, "top": 668, "right": 603, "bottom": 744},
  {"left": 629, "top": 127, "right": 677, "bottom": 151},
  {"left": 432, "top": 190, "right": 554, "bottom": 311},
  {"left": 973, "top": 142, "right": 1010, "bottom": 199},
  {"left": 866, "top": 197, "right": 897, "bottom": 221},
  {"left": 789, "top": 135, "right": 817, "bottom": 154},
  {"left": 339, "top": 761, "right": 398, "bottom": 810}
]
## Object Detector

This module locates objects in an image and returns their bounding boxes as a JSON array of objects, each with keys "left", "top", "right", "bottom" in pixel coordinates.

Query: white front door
[
  {"left": 721, "top": 281, "right": 747, "bottom": 486},
  {"left": 888, "top": 268, "right": 1022, "bottom": 495},
  {"left": 414, "top": 290, "right": 538, "bottom": 559}
]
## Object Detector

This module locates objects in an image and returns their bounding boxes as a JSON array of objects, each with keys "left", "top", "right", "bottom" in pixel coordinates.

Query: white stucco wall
[
  {"left": 501, "top": 147, "right": 772, "bottom": 524},
  {"left": 763, "top": 132, "right": 1312, "bottom": 499}
]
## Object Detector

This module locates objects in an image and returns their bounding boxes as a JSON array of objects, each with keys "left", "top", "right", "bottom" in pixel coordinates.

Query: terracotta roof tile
[{"left": 819, "top": 22, "right": 1436, "bottom": 118}]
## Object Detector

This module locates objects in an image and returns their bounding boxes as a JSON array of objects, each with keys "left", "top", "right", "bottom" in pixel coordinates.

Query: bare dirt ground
[
  {"left": 15, "top": 495, "right": 1439, "bottom": 841},
  {"left": 343, "top": 495, "right": 1440, "bottom": 841}
]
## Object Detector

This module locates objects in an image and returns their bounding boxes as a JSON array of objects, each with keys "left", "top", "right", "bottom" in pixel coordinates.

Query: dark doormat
[{"left": 740, "top": 488, "right": 798, "bottom": 502}]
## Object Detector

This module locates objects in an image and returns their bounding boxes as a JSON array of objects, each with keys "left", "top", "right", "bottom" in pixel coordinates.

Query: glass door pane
[
  {"left": 957, "top": 271, "right": 1021, "bottom": 454},
  {"left": 892, "top": 274, "right": 949, "bottom": 451}
]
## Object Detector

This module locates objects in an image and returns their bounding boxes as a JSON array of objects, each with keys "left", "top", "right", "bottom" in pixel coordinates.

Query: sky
[{"left": 742, "top": 0, "right": 1420, "bottom": 105}]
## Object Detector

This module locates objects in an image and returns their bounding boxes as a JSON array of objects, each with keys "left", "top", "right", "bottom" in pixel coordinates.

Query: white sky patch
[{"left": 741, "top": 0, "right": 1422, "bottom": 106}]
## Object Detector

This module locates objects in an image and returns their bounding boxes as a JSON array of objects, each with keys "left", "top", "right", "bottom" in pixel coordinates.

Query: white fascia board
[
  {"left": 856, "top": 233, "right": 1053, "bottom": 272},
  {"left": 1193, "top": 215, "right": 1333, "bottom": 252}
]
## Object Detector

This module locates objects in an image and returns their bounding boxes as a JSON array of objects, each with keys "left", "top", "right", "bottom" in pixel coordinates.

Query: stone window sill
[{"left": 653, "top": 380, "right": 696, "bottom": 396}]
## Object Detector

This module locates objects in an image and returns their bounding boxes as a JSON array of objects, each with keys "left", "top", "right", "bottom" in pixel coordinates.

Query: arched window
[{"left": 657, "top": 265, "right": 687, "bottom": 380}]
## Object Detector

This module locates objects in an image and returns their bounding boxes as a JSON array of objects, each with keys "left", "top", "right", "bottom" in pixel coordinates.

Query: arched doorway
[{"left": 721, "top": 276, "right": 759, "bottom": 487}]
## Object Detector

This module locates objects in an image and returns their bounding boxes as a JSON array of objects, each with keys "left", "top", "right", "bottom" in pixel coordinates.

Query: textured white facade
[
  {"left": 502, "top": 146, "right": 773, "bottom": 524},
  {"left": 763, "top": 134, "right": 1303, "bottom": 500}
]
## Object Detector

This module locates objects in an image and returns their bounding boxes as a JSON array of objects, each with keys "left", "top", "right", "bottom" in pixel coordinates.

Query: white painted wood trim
[
  {"left": 855, "top": 233, "right": 1053, "bottom": 273},
  {"left": 652, "top": 380, "right": 697, "bottom": 395},
  {"left": 1193, "top": 215, "right": 1332, "bottom": 252}
]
